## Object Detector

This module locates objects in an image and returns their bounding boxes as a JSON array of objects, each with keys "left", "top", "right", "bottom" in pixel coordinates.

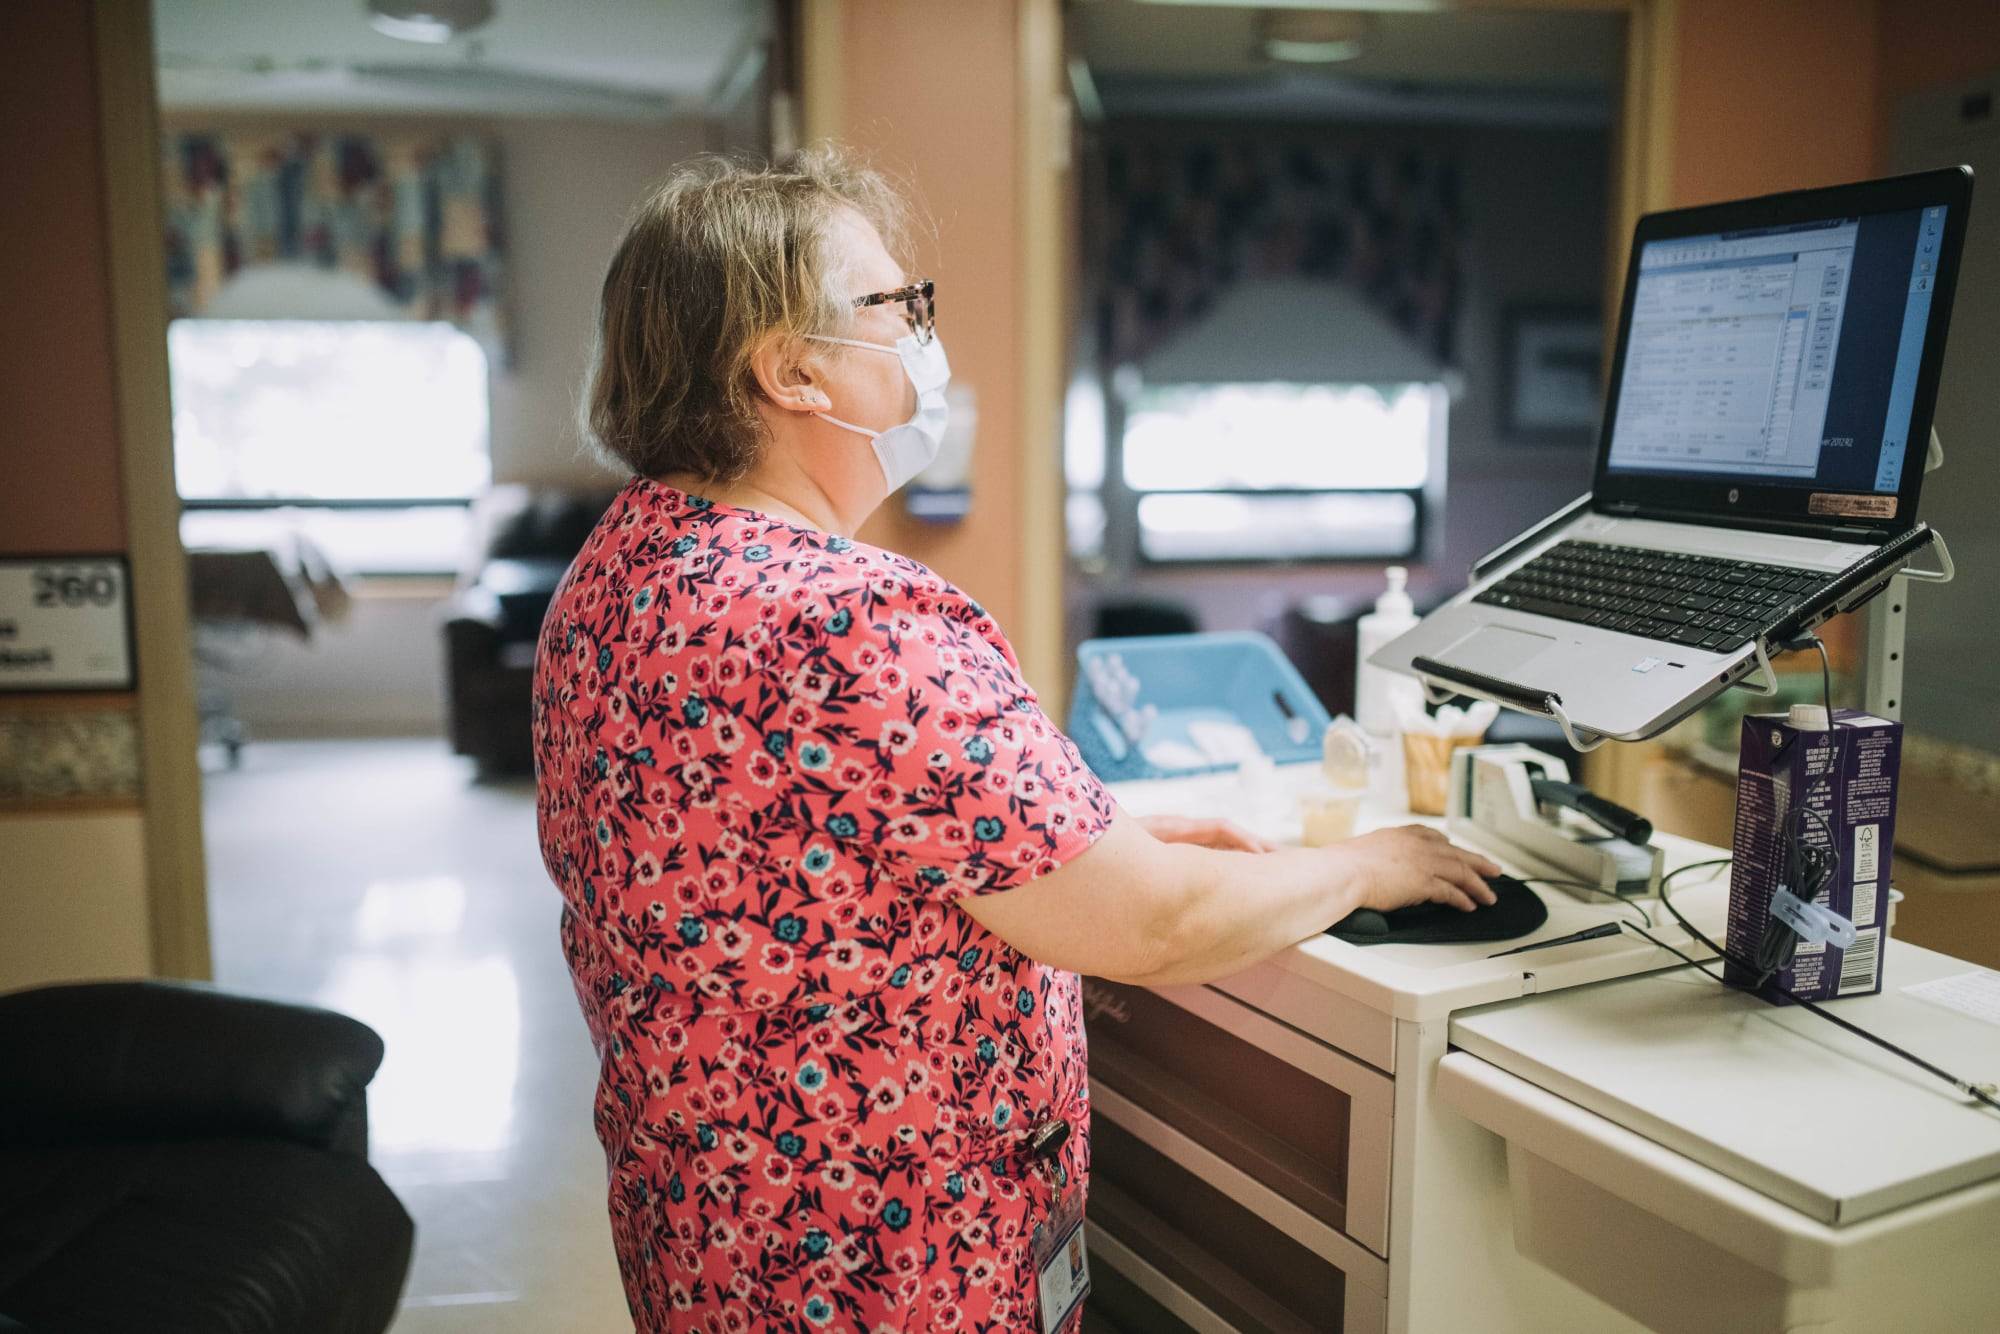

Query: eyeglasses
[{"left": 852, "top": 279, "right": 936, "bottom": 345}]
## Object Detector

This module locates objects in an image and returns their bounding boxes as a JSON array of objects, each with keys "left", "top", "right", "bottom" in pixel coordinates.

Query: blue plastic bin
[{"left": 1066, "top": 631, "right": 1331, "bottom": 783}]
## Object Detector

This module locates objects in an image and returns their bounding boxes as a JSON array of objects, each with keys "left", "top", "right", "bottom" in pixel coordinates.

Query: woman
[{"left": 534, "top": 148, "right": 1499, "bottom": 1334}]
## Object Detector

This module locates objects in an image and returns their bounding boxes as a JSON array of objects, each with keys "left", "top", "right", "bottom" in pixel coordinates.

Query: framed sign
[
  {"left": 0, "top": 555, "right": 136, "bottom": 692},
  {"left": 1501, "top": 305, "right": 1603, "bottom": 446}
]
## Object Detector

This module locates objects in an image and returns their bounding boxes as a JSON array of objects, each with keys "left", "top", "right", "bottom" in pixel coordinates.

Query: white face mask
[{"left": 807, "top": 332, "right": 951, "bottom": 494}]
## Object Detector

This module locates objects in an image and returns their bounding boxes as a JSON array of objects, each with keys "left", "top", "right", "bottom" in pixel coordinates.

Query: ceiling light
[
  {"left": 367, "top": 0, "right": 495, "bottom": 45},
  {"left": 1262, "top": 9, "right": 1373, "bottom": 64}
]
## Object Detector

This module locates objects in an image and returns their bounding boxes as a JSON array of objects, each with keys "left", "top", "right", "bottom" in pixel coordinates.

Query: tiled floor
[{"left": 204, "top": 739, "right": 633, "bottom": 1333}]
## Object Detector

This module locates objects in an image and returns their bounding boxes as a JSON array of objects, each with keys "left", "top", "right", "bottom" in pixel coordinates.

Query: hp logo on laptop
[{"left": 1728, "top": 488, "right": 1740, "bottom": 503}]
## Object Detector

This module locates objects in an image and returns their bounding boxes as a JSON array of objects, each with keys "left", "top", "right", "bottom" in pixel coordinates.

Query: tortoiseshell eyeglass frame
[{"left": 851, "top": 279, "right": 936, "bottom": 345}]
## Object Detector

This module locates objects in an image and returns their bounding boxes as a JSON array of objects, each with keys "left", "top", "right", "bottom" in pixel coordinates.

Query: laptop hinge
[{"left": 1608, "top": 503, "right": 1892, "bottom": 545}]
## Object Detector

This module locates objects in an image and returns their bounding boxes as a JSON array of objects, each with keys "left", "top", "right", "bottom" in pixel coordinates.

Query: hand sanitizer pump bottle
[{"left": 1355, "top": 566, "right": 1420, "bottom": 797}]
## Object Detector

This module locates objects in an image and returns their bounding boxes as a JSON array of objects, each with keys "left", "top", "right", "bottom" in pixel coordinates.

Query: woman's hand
[
  {"left": 961, "top": 815, "right": 1506, "bottom": 987},
  {"left": 1324, "top": 825, "right": 1503, "bottom": 914},
  {"left": 1140, "top": 814, "right": 1278, "bottom": 853}
]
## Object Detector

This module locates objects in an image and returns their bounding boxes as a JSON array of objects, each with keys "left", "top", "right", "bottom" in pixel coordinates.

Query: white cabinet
[{"left": 1088, "top": 770, "right": 1739, "bottom": 1333}]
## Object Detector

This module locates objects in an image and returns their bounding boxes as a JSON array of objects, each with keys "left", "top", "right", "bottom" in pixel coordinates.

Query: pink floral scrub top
[{"left": 533, "top": 478, "right": 1115, "bottom": 1333}]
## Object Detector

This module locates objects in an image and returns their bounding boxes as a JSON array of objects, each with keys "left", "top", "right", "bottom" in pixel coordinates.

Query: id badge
[{"left": 1030, "top": 1187, "right": 1090, "bottom": 1334}]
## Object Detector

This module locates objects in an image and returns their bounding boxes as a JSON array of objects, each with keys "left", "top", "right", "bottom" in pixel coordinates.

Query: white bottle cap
[
  {"left": 1788, "top": 703, "right": 1830, "bottom": 731},
  {"left": 1376, "top": 566, "right": 1413, "bottom": 620}
]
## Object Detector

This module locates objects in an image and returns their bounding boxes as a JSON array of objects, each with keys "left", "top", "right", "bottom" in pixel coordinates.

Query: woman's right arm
[{"left": 957, "top": 813, "right": 1502, "bottom": 987}]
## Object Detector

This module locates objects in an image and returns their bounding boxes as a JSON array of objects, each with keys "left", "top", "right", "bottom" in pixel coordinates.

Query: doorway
[
  {"left": 145, "top": 1, "right": 786, "bottom": 1327},
  {"left": 1059, "top": 2, "right": 1632, "bottom": 729}
]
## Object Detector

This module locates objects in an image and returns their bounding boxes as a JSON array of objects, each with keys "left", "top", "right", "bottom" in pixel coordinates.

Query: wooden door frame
[{"left": 95, "top": 0, "right": 211, "bottom": 979}]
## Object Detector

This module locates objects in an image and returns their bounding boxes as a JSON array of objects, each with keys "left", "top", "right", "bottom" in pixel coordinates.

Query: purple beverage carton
[{"left": 1725, "top": 707, "right": 1902, "bottom": 1001}]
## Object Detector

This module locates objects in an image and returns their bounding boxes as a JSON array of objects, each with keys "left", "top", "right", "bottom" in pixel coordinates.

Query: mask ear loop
[
  {"left": 815, "top": 411, "right": 878, "bottom": 440},
  {"left": 802, "top": 333, "right": 920, "bottom": 440},
  {"left": 796, "top": 336, "right": 885, "bottom": 439}
]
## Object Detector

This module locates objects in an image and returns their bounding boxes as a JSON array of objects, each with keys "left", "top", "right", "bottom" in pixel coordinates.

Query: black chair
[
  {"left": 0, "top": 981, "right": 413, "bottom": 1334},
  {"left": 1089, "top": 599, "right": 1200, "bottom": 640},
  {"left": 441, "top": 486, "right": 619, "bottom": 777}
]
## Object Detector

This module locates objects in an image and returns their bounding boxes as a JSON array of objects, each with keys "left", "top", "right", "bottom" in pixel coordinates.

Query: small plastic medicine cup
[
  {"left": 1321, "top": 718, "right": 1371, "bottom": 790},
  {"left": 1299, "top": 785, "right": 1366, "bottom": 847}
]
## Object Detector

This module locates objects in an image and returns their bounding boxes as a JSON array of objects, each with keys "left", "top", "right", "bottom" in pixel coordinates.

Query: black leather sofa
[
  {"left": 442, "top": 485, "right": 619, "bottom": 778},
  {"left": 0, "top": 981, "right": 413, "bottom": 1334}
]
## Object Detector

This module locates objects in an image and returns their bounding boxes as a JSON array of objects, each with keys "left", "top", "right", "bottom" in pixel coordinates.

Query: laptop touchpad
[{"left": 1445, "top": 625, "right": 1556, "bottom": 677}]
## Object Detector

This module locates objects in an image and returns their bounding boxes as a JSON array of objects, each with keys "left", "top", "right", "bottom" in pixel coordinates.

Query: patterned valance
[
  {"left": 1099, "top": 136, "right": 1462, "bottom": 372},
  {"left": 163, "top": 131, "right": 506, "bottom": 357}
]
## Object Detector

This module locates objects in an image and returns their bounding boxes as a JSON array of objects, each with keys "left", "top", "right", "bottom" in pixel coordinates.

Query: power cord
[
  {"left": 1752, "top": 803, "right": 1838, "bottom": 985},
  {"left": 1645, "top": 859, "right": 2000, "bottom": 1114},
  {"left": 1523, "top": 877, "right": 1654, "bottom": 929}
]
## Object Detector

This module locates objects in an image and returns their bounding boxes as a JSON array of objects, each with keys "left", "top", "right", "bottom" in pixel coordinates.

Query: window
[
  {"left": 170, "top": 320, "right": 490, "bottom": 502},
  {"left": 168, "top": 320, "right": 491, "bottom": 574},
  {"left": 1088, "top": 380, "right": 1444, "bottom": 564}
]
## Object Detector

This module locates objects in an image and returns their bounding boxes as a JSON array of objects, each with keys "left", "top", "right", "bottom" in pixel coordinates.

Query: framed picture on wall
[{"left": 1501, "top": 305, "right": 1602, "bottom": 446}]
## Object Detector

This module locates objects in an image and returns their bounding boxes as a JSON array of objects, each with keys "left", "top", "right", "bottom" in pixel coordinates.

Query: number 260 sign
[{"left": 0, "top": 556, "right": 136, "bottom": 691}]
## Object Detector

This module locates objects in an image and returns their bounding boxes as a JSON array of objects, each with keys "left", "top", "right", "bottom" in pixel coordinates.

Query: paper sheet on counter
[{"left": 1902, "top": 970, "right": 2000, "bottom": 1028}]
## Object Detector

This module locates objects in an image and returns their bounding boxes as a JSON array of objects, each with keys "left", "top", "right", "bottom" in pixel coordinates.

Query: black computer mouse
[{"left": 1326, "top": 874, "right": 1546, "bottom": 946}]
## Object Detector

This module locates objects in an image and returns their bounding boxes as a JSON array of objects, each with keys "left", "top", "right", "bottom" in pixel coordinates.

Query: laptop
[{"left": 1372, "top": 167, "right": 1972, "bottom": 747}]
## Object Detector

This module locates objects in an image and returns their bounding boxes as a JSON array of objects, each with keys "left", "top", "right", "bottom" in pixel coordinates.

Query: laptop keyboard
[{"left": 1473, "top": 541, "right": 1832, "bottom": 652}]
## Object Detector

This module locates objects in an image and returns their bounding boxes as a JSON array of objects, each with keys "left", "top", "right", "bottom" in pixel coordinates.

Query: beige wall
[
  {"left": 0, "top": 3, "right": 165, "bottom": 989},
  {"left": 0, "top": 5, "right": 129, "bottom": 555},
  {"left": 831, "top": 2, "right": 1034, "bottom": 637},
  {"left": 1669, "top": 0, "right": 1880, "bottom": 207},
  {"left": 1872, "top": 0, "right": 2000, "bottom": 169},
  {"left": 0, "top": 813, "right": 153, "bottom": 988},
  {"left": 490, "top": 117, "right": 710, "bottom": 487}
]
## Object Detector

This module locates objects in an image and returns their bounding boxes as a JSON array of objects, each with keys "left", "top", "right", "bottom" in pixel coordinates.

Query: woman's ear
[{"left": 750, "top": 333, "right": 832, "bottom": 414}]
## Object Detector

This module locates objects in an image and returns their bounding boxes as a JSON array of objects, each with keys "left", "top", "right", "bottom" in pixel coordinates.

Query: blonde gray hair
[{"left": 583, "top": 146, "right": 910, "bottom": 481}]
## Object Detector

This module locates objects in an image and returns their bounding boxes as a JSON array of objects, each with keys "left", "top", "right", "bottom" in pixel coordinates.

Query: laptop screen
[
  {"left": 1592, "top": 169, "right": 1971, "bottom": 535},
  {"left": 1607, "top": 207, "right": 1942, "bottom": 498}
]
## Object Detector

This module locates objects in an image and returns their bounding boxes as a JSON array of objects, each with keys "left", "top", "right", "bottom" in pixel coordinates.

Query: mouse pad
[{"left": 1327, "top": 874, "right": 1547, "bottom": 946}]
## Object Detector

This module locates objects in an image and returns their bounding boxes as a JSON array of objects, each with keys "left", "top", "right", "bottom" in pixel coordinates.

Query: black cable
[
  {"left": 1622, "top": 917, "right": 2000, "bottom": 1113},
  {"left": 1647, "top": 860, "right": 2000, "bottom": 1114},
  {"left": 1753, "top": 803, "right": 1838, "bottom": 985},
  {"left": 1522, "top": 876, "right": 1654, "bottom": 929},
  {"left": 1622, "top": 657, "right": 1997, "bottom": 1112},
  {"left": 1749, "top": 636, "right": 1844, "bottom": 989}
]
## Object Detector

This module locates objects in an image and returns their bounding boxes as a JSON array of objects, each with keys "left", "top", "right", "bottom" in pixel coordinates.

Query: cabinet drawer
[
  {"left": 1090, "top": 1115, "right": 1386, "bottom": 1333},
  {"left": 1083, "top": 978, "right": 1393, "bottom": 1257},
  {"left": 1093, "top": 1118, "right": 1338, "bottom": 1331}
]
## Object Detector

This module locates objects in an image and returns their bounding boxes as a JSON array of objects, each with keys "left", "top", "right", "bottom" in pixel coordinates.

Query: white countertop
[
  {"left": 1448, "top": 939, "right": 2000, "bottom": 1226},
  {"left": 1110, "top": 763, "right": 1735, "bottom": 1023}
]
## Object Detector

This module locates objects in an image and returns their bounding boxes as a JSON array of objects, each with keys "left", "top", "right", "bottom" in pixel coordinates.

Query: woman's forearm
[
  {"left": 1122, "top": 843, "right": 1366, "bottom": 987},
  {"left": 955, "top": 813, "right": 1497, "bottom": 988}
]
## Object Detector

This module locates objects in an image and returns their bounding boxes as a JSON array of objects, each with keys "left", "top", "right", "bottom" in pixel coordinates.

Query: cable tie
[{"left": 1770, "top": 885, "right": 1857, "bottom": 949}]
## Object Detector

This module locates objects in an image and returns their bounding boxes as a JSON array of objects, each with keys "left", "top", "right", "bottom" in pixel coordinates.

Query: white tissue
[
  {"left": 1393, "top": 696, "right": 1498, "bottom": 737},
  {"left": 1186, "top": 719, "right": 1265, "bottom": 767},
  {"left": 1141, "top": 739, "right": 1211, "bottom": 772}
]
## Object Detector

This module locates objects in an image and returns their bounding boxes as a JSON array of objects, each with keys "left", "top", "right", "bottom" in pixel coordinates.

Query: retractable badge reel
[{"left": 1028, "top": 1117, "right": 1088, "bottom": 1332}]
